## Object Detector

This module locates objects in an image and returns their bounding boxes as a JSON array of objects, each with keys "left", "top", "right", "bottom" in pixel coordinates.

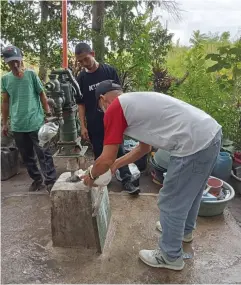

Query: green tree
[
  {"left": 1, "top": 0, "right": 179, "bottom": 85},
  {"left": 220, "top": 31, "right": 231, "bottom": 43},
  {"left": 1, "top": 0, "right": 90, "bottom": 81},
  {"left": 104, "top": 0, "right": 180, "bottom": 55},
  {"left": 190, "top": 30, "right": 208, "bottom": 46},
  {"left": 206, "top": 40, "right": 241, "bottom": 83},
  {"left": 172, "top": 41, "right": 240, "bottom": 143},
  {"left": 92, "top": 0, "right": 105, "bottom": 62},
  {"left": 106, "top": 11, "right": 173, "bottom": 91},
  {"left": 146, "top": 0, "right": 181, "bottom": 21},
  {"left": 206, "top": 39, "right": 241, "bottom": 125}
]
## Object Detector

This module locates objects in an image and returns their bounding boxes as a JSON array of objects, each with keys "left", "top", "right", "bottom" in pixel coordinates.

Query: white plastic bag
[
  {"left": 87, "top": 165, "right": 112, "bottom": 186},
  {"left": 115, "top": 163, "right": 140, "bottom": 182},
  {"left": 38, "top": 122, "right": 59, "bottom": 147}
]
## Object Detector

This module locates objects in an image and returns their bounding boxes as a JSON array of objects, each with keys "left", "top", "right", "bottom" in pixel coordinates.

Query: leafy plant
[
  {"left": 206, "top": 40, "right": 241, "bottom": 99},
  {"left": 1, "top": 1, "right": 91, "bottom": 81},
  {"left": 173, "top": 44, "right": 240, "bottom": 144},
  {"left": 106, "top": 11, "right": 173, "bottom": 91},
  {"left": 206, "top": 43, "right": 241, "bottom": 78}
]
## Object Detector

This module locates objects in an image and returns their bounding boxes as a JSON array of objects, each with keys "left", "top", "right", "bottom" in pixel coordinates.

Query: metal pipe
[{"left": 62, "top": 0, "right": 68, "bottom": 68}]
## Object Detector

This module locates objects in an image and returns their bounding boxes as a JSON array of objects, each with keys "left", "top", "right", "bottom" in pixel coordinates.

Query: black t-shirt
[{"left": 76, "top": 63, "right": 120, "bottom": 132}]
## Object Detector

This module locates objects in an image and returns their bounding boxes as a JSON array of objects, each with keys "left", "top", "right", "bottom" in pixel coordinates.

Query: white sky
[
  {"left": 157, "top": 0, "right": 241, "bottom": 45},
  {"left": 2, "top": 0, "right": 240, "bottom": 49}
]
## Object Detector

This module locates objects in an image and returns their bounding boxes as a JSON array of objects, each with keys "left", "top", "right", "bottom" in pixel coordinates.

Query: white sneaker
[
  {"left": 139, "top": 248, "right": 185, "bottom": 270},
  {"left": 156, "top": 221, "right": 193, "bottom": 243}
]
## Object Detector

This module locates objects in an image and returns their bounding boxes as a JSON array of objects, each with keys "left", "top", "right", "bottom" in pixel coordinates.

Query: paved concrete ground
[{"left": 1, "top": 159, "right": 241, "bottom": 284}]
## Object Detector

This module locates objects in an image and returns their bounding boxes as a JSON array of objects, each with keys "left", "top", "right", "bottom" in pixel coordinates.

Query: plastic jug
[
  {"left": 211, "top": 152, "right": 232, "bottom": 182},
  {"left": 1, "top": 147, "right": 19, "bottom": 181}
]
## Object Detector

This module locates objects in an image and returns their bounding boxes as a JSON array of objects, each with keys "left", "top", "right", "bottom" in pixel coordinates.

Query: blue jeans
[{"left": 158, "top": 130, "right": 222, "bottom": 260}]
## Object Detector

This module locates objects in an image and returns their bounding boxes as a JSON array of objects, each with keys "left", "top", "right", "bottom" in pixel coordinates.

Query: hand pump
[{"left": 45, "top": 0, "right": 87, "bottom": 182}]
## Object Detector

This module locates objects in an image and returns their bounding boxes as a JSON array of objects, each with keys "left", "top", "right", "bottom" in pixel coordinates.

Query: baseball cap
[
  {"left": 95, "top": 80, "right": 122, "bottom": 100},
  {"left": 1, "top": 46, "right": 23, "bottom": 63}
]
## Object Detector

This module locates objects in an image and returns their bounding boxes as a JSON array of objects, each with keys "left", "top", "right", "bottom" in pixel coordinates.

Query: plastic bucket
[
  {"left": 153, "top": 149, "right": 170, "bottom": 170},
  {"left": 234, "top": 152, "right": 241, "bottom": 165},
  {"left": 236, "top": 166, "right": 241, "bottom": 177},
  {"left": 207, "top": 177, "right": 223, "bottom": 196},
  {"left": 229, "top": 170, "right": 241, "bottom": 195},
  {"left": 149, "top": 156, "right": 166, "bottom": 184}
]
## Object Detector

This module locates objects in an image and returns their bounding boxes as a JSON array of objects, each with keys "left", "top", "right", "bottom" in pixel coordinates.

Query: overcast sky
[{"left": 157, "top": 0, "right": 241, "bottom": 46}]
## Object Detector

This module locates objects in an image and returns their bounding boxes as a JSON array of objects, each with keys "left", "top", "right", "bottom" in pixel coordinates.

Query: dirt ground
[{"left": 1, "top": 157, "right": 241, "bottom": 284}]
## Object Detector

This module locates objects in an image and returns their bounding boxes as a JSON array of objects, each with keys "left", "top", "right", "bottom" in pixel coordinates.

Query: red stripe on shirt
[{"left": 104, "top": 97, "right": 127, "bottom": 145}]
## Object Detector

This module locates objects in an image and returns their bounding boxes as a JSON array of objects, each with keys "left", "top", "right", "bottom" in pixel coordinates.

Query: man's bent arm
[
  {"left": 91, "top": 145, "right": 119, "bottom": 178},
  {"left": 40, "top": 91, "right": 51, "bottom": 114},
  {"left": 1, "top": 92, "right": 9, "bottom": 125},
  {"left": 113, "top": 142, "right": 151, "bottom": 170},
  {"left": 78, "top": 104, "right": 87, "bottom": 129}
]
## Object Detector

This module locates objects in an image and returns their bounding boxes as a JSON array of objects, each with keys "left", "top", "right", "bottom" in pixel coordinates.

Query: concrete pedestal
[{"left": 51, "top": 171, "right": 111, "bottom": 252}]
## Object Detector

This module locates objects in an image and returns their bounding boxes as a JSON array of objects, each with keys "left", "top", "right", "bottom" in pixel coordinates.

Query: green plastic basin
[{"left": 198, "top": 177, "right": 235, "bottom": 217}]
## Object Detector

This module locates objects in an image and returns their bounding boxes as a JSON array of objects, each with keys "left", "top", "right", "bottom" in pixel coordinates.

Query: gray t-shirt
[{"left": 104, "top": 92, "right": 221, "bottom": 157}]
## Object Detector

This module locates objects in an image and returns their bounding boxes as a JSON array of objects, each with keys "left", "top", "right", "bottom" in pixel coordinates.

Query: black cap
[
  {"left": 95, "top": 80, "right": 122, "bottom": 100},
  {"left": 1, "top": 45, "right": 23, "bottom": 63}
]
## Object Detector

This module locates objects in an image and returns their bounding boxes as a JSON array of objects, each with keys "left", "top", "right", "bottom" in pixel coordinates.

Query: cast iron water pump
[{"left": 45, "top": 68, "right": 88, "bottom": 182}]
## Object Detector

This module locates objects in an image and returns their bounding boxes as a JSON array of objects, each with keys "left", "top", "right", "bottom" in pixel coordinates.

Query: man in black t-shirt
[{"left": 75, "top": 43, "right": 140, "bottom": 194}]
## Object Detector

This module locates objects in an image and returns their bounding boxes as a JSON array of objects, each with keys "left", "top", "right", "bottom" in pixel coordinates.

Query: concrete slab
[
  {"left": 2, "top": 156, "right": 241, "bottom": 284},
  {"left": 2, "top": 188, "right": 241, "bottom": 284}
]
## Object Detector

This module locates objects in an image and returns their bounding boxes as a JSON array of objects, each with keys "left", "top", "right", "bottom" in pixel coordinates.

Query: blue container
[{"left": 211, "top": 152, "right": 232, "bottom": 182}]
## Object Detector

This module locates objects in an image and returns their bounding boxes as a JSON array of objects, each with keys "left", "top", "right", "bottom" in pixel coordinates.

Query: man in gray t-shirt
[{"left": 81, "top": 80, "right": 222, "bottom": 271}]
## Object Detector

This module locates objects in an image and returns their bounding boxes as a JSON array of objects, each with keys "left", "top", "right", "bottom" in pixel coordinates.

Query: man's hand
[
  {"left": 40, "top": 91, "right": 52, "bottom": 114},
  {"left": 78, "top": 105, "right": 89, "bottom": 140},
  {"left": 81, "top": 145, "right": 119, "bottom": 187},
  {"left": 2, "top": 124, "right": 8, "bottom": 136},
  {"left": 110, "top": 163, "right": 118, "bottom": 175},
  {"left": 44, "top": 112, "right": 52, "bottom": 123},
  {"left": 80, "top": 174, "right": 95, "bottom": 187},
  {"left": 111, "top": 142, "right": 151, "bottom": 171},
  {"left": 81, "top": 127, "right": 89, "bottom": 141}
]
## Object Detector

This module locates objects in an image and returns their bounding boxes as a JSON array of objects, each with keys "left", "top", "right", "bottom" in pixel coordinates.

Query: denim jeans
[
  {"left": 13, "top": 130, "right": 57, "bottom": 185},
  {"left": 158, "top": 129, "right": 222, "bottom": 260}
]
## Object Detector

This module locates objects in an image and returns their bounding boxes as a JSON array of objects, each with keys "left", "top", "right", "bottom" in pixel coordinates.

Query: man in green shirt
[{"left": 1, "top": 45, "right": 56, "bottom": 192}]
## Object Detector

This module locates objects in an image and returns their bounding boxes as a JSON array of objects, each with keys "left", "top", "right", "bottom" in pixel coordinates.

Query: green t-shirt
[{"left": 1, "top": 69, "right": 45, "bottom": 132}]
